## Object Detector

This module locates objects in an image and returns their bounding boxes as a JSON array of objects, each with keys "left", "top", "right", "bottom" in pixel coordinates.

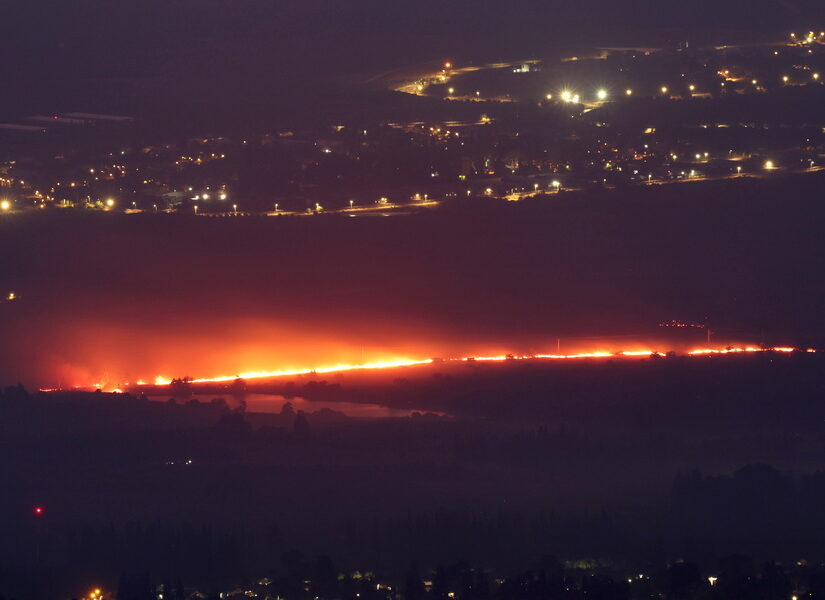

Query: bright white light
[
  {"left": 596, "top": 89, "right": 608, "bottom": 100},
  {"left": 0, "top": 200, "right": 9, "bottom": 211}
]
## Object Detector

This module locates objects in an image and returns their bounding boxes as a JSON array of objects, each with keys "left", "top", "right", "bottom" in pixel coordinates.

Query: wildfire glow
[
  {"left": 179, "top": 358, "right": 434, "bottom": 384},
  {"left": 687, "top": 346, "right": 798, "bottom": 355},
  {"left": 126, "top": 346, "right": 812, "bottom": 390}
]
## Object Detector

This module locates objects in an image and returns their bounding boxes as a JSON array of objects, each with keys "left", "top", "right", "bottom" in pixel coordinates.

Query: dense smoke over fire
[
  {"left": 2, "top": 307, "right": 739, "bottom": 390},
  {"left": 1, "top": 188, "right": 822, "bottom": 389}
]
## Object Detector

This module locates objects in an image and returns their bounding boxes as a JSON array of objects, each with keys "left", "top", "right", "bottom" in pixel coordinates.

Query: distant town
[{"left": 1, "top": 32, "right": 824, "bottom": 217}]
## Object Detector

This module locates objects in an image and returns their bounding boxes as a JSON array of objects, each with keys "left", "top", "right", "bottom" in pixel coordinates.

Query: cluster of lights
[
  {"left": 790, "top": 31, "right": 825, "bottom": 45},
  {"left": 559, "top": 90, "right": 580, "bottom": 103},
  {"left": 555, "top": 89, "right": 608, "bottom": 103}
]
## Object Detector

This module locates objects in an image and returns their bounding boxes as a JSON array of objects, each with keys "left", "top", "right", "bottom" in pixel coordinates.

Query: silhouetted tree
[
  {"left": 405, "top": 562, "right": 425, "bottom": 600},
  {"left": 294, "top": 412, "right": 311, "bottom": 437}
]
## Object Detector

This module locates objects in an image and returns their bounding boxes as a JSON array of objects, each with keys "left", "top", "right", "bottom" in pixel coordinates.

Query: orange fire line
[{"left": 97, "top": 345, "right": 810, "bottom": 392}]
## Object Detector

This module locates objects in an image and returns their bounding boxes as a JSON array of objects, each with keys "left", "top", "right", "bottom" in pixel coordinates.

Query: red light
[{"left": 34, "top": 506, "right": 43, "bottom": 515}]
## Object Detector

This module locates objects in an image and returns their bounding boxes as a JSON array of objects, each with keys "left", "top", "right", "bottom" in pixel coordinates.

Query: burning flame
[
  {"left": 45, "top": 346, "right": 814, "bottom": 393},
  {"left": 136, "top": 346, "right": 811, "bottom": 390}
]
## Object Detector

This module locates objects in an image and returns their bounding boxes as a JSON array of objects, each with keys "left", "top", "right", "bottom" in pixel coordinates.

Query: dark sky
[{"left": 2, "top": 0, "right": 822, "bottom": 82}]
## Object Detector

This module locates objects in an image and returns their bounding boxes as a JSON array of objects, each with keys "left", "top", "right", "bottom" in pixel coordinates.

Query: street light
[
  {"left": 660, "top": 86, "right": 668, "bottom": 94},
  {"left": 232, "top": 203, "right": 237, "bottom": 214},
  {"left": 0, "top": 199, "right": 10, "bottom": 211},
  {"left": 764, "top": 160, "right": 775, "bottom": 170},
  {"left": 596, "top": 89, "right": 608, "bottom": 101},
  {"left": 625, "top": 88, "right": 633, "bottom": 96},
  {"left": 194, "top": 205, "right": 198, "bottom": 214},
  {"left": 349, "top": 199, "right": 354, "bottom": 208},
  {"left": 552, "top": 180, "right": 561, "bottom": 192},
  {"left": 105, "top": 198, "right": 115, "bottom": 208}
]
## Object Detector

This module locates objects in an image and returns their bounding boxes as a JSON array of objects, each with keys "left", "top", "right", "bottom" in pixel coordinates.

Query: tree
[
  {"left": 405, "top": 562, "right": 425, "bottom": 600},
  {"left": 293, "top": 412, "right": 311, "bottom": 437}
]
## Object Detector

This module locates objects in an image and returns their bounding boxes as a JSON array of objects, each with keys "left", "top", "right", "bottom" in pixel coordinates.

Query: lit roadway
[
  {"left": 185, "top": 164, "right": 823, "bottom": 215},
  {"left": 191, "top": 199, "right": 440, "bottom": 218},
  {"left": 640, "top": 164, "right": 825, "bottom": 188}
]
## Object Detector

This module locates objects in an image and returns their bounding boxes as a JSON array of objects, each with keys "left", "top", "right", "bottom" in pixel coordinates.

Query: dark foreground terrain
[{"left": 1, "top": 350, "right": 824, "bottom": 597}]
